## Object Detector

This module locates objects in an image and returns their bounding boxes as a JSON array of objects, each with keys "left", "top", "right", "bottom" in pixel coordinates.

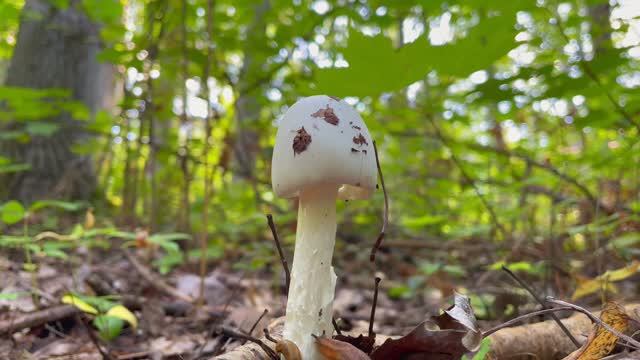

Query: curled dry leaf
[
  {"left": 370, "top": 293, "right": 481, "bottom": 360},
  {"left": 571, "top": 261, "right": 640, "bottom": 300},
  {"left": 315, "top": 336, "right": 371, "bottom": 360},
  {"left": 333, "top": 334, "right": 375, "bottom": 355},
  {"left": 276, "top": 339, "right": 302, "bottom": 360},
  {"left": 563, "top": 302, "right": 630, "bottom": 360}
]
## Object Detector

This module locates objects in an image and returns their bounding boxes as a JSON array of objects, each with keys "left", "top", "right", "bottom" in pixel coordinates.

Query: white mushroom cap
[{"left": 271, "top": 95, "right": 377, "bottom": 200}]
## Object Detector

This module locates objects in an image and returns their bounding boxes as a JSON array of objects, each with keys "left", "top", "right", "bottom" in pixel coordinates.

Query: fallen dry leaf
[
  {"left": 333, "top": 334, "right": 375, "bottom": 355},
  {"left": 315, "top": 336, "right": 370, "bottom": 360},
  {"left": 370, "top": 293, "right": 481, "bottom": 360},
  {"left": 563, "top": 302, "right": 629, "bottom": 360},
  {"left": 572, "top": 261, "right": 640, "bottom": 300}
]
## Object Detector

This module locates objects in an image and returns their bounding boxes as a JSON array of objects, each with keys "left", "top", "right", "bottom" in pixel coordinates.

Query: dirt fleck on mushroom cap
[{"left": 271, "top": 95, "right": 377, "bottom": 201}]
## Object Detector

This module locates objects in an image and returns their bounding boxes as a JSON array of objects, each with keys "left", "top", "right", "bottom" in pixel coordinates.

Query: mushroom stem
[{"left": 283, "top": 183, "right": 338, "bottom": 360}]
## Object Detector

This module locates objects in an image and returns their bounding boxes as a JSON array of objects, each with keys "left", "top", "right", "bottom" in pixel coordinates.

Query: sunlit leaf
[
  {"left": 105, "top": 304, "right": 137, "bottom": 329},
  {"left": 62, "top": 294, "right": 99, "bottom": 315},
  {"left": 1, "top": 200, "right": 25, "bottom": 225}
]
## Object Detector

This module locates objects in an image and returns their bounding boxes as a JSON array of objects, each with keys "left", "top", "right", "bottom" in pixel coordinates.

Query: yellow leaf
[
  {"left": 62, "top": 294, "right": 98, "bottom": 315},
  {"left": 564, "top": 302, "right": 629, "bottom": 360},
  {"left": 571, "top": 261, "right": 639, "bottom": 300},
  {"left": 84, "top": 208, "right": 95, "bottom": 230},
  {"left": 106, "top": 305, "right": 137, "bottom": 329}
]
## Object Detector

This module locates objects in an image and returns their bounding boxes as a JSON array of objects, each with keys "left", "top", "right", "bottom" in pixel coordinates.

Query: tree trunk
[
  {"left": 232, "top": 0, "right": 270, "bottom": 180},
  {"left": 0, "top": 0, "right": 113, "bottom": 203}
]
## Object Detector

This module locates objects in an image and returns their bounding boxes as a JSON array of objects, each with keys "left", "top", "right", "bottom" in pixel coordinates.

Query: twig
[
  {"left": 502, "top": 265, "right": 580, "bottom": 347},
  {"left": 368, "top": 277, "right": 382, "bottom": 337},
  {"left": 123, "top": 250, "right": 194, "bottom": 303},
  {"left": 390, "top": 129, "right": 606, "bottom": 212},
  {"left": 76, "top": 313, "right": 115, "bottom": 360},
  {"left": 0, "top": 305, "right": 79, "bottom": 335},
  {"left": 247, "top": 309, "right": 268, "bottom": 339},
  {"left": 266, "top": 214, "right": 290, "bottom": 292},
  {"left": 482, "top": 306, "right": 574, "bottom": 337},
  {"left": 263, "top": 328, "right": 279, "bottom": 344},
  {"left": 218, "top": 326, "right": 279, "bottom": 360},
  {"left": 546, "top": 298, "right": 640, "bottom": 350},
  {"left": 332, "top": 317, "right": 342, "bottom": 336},
  {"left": 370, "top": 141, "right": 389, "bottom": 262}
]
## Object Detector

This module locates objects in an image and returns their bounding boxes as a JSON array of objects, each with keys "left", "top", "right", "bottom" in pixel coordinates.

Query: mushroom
[{"left": 271, "top": 95, "right": 377, "bottom": 359}]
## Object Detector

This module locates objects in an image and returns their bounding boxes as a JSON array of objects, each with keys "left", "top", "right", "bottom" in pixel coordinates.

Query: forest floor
[{"left": 1, "top": 242, "right": 640, "bottom": 359}]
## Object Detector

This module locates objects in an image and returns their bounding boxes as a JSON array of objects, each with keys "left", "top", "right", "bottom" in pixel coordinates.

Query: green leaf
[
  {"left": 29, "top": 200, "right": 86, "bottom": 212},
  {"left": 106, "top": 305, "right": 137, "bottom": 329},
  {"left": 93, "top": 315, "right": 124, "bottom": 341},
  {"left": 313, "top": 4, "right": 524, "bottom": 97},
  {"left": 0, "top": 292, "right": 27, "bottom": 301},
  {"left": 48, "top": 0, "right": 70, "bottom": 9},
  {"left": 25, "top": 122, "right": 59, "bottom": 136},
  {"left": 1, "top": 200, "right": 25, "bottom": 225},
  {"left": 462, "top": 338, "right": 492, "bottom": 359},
  {"left": 62, "top": 294, "right": 99, "bottom": 315},
  {"left": 0, "top": 163, "right": 31, "bottom": 174}
]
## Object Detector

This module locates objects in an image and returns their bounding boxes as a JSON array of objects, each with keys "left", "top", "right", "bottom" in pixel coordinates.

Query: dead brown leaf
[
  {"left": 369, "top": 293, "right": 481, "bottom": 360},
  {"left": 563, "top": 302, "right": 630, "bottom": 360},
  {"left": 315, "top": 336, "right": 370, "bottom": 360}
]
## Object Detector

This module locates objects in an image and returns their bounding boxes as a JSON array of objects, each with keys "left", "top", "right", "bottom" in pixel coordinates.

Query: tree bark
[
  {"left": 232, "top": 0, "right": 270, "bottom": 180},
  {"left": 0, "top": 0, "right": 113, "bottom": 203}
]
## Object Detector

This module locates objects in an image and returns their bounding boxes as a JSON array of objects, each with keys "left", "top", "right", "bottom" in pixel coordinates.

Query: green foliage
[
  {"left": 0, "top": 0, "right": 639, "bottom": 307},
  {"left": 462, "top": 338, "right": 491, "bottom": 360},
  {"left": 62, "top": 294, "right": 137, "bottom": 340},
  {"left": 1, "top": 200, "right": 25, "bottom": 224}
]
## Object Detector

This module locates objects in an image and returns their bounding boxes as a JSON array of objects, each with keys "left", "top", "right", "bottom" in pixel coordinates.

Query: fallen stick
[
  {"left": 488, "top": 303, "right": 640, "bottom": 360},
  {"left": 215, "top": 304, "right": 640, "bottom": 360},
  {"left": 0, "top": 304, "right": 79, "bottom": 335},
  {"left": 123, "top": 250, "right": 194, "bottom": 303},
  {"left": 211, "top": 318, "right": 285, "bottom": 360}
]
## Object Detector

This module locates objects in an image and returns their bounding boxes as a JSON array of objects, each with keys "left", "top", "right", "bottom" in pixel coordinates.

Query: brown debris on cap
[
  {"left": 293, "top": 127, "right": 312, "bottom": 155},
  {"left": 353, "top": 133, "right": 369, "bottom": 146},
  {"left": 329, "top": 96, "right": 341, "bottom": 101},
  {"left": 311, "top": 105, "right": 340, "bottom": 126}
]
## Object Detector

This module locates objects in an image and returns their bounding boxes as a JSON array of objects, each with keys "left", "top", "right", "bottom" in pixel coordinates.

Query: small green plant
[
  {"left": 62, "top": 293, "right": 137, "bottom": 340},
  {"left": 462, "top": 338, "right": 491, "bottom": 360}
]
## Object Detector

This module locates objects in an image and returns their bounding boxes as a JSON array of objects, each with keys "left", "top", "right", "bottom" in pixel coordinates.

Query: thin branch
[
  {"left": 368, "top": 277, "right": 381, "bottom": 338},
  {"left": 370, "top": 141, "right": 389, "bottom": 262},
  {"left": 332, "top": 317, "right": 342, "bottom": 336},
  {"left": 546, "top": 298, "right": 640, "bottom": 350},
  {"left": 218, "top": 326, "right": 279, "bottom": 360},
  {"left": 392, "top": 129, "right": 604, "bottom": 211},
  {"left": 263, "top": 328, "right": 279, "bottom": 344},
  {"left": 198, "top": 0, "right": 217, "bottom": 309},
  {"left": 266, "top": 214, "right": 290, "bottom": 292},
  {"left": 248, "top": 309, "right": 268, "bottom": 337},
  {"left": 427, "top": 117, "right": 508, "bottom": 239},
  {"left": 75, "top": 313, "right": 116, "bottom": 360},
  {"left": 0, "top": 305, "right": 78, "bottom": 335},
  {"left": 502, "top": 265, "right": 580, "bottom": 347},
  {"left": 482, "top": 306, "right": 574, "bottom": 337}
]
